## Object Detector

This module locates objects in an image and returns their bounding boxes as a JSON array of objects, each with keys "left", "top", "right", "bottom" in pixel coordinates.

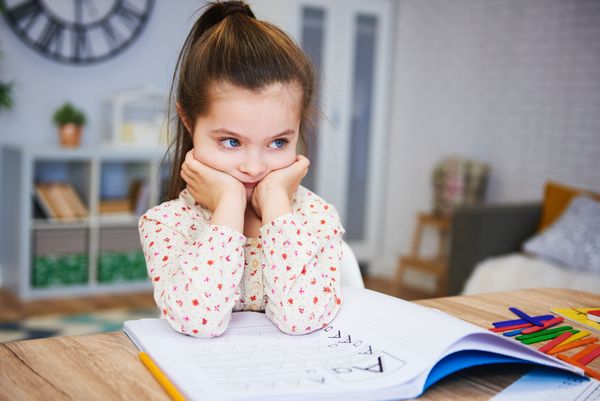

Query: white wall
[
  {"left": 0, "top": 1, "right": 208, "bottom": 286},
  {"left": 373, "top": 0, "right": 600, "bottom": 277}
]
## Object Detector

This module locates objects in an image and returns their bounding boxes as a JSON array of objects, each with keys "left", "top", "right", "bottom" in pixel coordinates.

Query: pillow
[
  {"left": 524, "top": 196, "right": 600, "bottom": 273},
  {"left": 538, "top": 181, "right": 600, "bottom": 231}
]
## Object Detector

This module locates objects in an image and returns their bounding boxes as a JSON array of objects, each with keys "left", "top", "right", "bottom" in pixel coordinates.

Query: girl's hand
[
  {"left": 181, "top": 150, "right": 246, "bottom": 211},
  {"left": 251, "top": 155, "right": 310, "bottom": 221}
]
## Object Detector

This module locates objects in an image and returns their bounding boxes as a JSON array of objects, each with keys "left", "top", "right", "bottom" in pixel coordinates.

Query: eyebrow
[{"left": 210, "top": 128, "right": 295, "bottom": 141}]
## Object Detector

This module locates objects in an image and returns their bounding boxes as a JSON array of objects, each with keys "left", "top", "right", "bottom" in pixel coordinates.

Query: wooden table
[{"left": 2, "top": 288, "right": 599, "bottom": 401}]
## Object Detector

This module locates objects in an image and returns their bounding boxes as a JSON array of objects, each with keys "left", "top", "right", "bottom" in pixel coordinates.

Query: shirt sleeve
[
  {"left": 258, "top": 201, "right": 345, "bottom": 335},
  {"left": 138, "top": 213, "right": 246, "bottom": 338}
]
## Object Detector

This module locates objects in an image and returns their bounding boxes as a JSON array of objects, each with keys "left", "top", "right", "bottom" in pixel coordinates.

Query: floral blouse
[{"left": 138, "top": 186, "right": 345, "bottom": 338}]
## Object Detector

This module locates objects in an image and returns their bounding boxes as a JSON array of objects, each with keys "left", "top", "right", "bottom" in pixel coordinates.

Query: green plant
[
  {"left": 52, "top": 102, "right": 87, "bottom": 126},
  {"left": 0, "top": 81, "right": 13, "bottom": 110},
  {"left": 1, "top": 4, "right": 14, "bottom": 111}
]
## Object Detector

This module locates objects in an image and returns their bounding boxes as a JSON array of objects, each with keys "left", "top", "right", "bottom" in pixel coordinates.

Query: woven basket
[{"left": 432, "top": 157, "right": 490, "bottom": 218}]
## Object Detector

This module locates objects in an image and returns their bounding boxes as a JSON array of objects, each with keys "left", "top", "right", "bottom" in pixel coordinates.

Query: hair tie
[{"left": 221, "top": 2, "right": 256, "bottom": 19}]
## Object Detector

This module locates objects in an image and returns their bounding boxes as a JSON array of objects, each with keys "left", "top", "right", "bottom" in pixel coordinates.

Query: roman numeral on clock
[
  {"left": 5, "top": 0, "right": 42, "bottom": 32},
  {"left": 37, "top": 19, "right": 65, "bottom": 55},
  {"left": 2, "top": 0, "right": 154, "bottom": 65}
]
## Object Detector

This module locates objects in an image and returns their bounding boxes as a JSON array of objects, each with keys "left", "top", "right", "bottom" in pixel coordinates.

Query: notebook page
[
  {"left": 335, "top": 288, "right": 581, "bottom": 383},
  {"left": 124, "top": 287, "right": 577, "bottom": 401}
]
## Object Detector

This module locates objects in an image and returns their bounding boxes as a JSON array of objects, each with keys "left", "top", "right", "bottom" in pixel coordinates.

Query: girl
[{"left": 139, "top": 1, "right": 344, "bottom": 338}]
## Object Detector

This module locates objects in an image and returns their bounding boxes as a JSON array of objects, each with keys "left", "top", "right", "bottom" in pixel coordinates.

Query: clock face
[{"left": 1, "top": 0, "right": 154, "bottom": 65}]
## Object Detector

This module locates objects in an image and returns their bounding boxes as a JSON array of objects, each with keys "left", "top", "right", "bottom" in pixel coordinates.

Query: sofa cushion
[
  {"left": 524, "top": 196, "right": 600, "bottom": 273},
  {"left": 539, "top": 181, "right": 600, "bottom": 231}
]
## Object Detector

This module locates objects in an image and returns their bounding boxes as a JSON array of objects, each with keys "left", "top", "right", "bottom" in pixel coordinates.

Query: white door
[{"left": 250, "top": 0, "right": 394, "bottom": 266}]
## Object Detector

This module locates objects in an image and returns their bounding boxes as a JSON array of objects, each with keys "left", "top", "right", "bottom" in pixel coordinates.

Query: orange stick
[
  {"left": 548, "top": 337, "right": 598, "bottom": 355},
  {"left": 556, "top": 354, "right": 600, "bottom": 380},
  {"left": 571, "top": 343, "right": 600, "bottom": 362},
  {"left": 578, "top": 345, "right": 600, "bottom": 366}
]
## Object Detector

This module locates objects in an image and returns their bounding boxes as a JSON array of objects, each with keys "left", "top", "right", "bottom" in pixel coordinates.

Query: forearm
[
  {"left": 156, "top": 265, "right": 241, "bottom": 338},
  {"left": 139, "top": 216, "right": 246, "bottom": 337},
  {"left": 259, "top": 213, "right": 343, "bottom": 334},
  {"left": 261, "top": 186, "right": 292, "bottom": 225}
]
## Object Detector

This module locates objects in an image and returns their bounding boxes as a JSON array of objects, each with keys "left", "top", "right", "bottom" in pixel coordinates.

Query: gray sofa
[{"left": 447, "top": 202, "right": 542, "bottom": 296}]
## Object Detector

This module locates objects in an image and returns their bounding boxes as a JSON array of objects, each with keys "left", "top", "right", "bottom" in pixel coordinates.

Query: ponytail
[{"left": 166, "top": 1, "right": 316, "bottom": 200}]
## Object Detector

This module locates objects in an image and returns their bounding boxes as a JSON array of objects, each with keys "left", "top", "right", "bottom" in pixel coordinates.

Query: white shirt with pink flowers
[{"left": 138, "top": 185, "right": 345, "bottom": 338}]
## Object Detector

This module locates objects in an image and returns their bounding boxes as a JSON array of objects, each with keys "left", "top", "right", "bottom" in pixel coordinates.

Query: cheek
[
  {"left": 268, "top": 149, "right": 296, "bottom": 171},
  {"left": 193, "top": 146, "right": 234, "bottom": 173}
]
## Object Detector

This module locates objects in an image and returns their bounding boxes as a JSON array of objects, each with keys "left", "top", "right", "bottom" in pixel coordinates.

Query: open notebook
[{"left": 123, "top": 287, "right": 583, "bottom": 401}]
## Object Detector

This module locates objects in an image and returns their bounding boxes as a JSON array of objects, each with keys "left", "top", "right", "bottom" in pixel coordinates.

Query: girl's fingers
[
  {"left": 294, "top": 155, "right": 310, "bottom": 174},
  {"left": 292, "top": 155, "right": 310, "bottom": 178},
  {"left": 185, "top": 155, "right": 216, "bottom": 178},
  {"left": 297, "top": 154, "right": 310, "bottom": 166},
  {"left": 181, "top": 161, "right": 194, "bottom": 180},
  {"left": 180, "top": 166, "right": 193, "bottom": 184}
]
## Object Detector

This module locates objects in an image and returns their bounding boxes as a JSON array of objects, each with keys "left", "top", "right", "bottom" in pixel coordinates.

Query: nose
[{"left": 238, "top": 153, "right": 266, "bottom": 178}]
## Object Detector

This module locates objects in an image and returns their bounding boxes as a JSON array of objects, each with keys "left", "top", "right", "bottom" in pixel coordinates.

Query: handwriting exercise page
[
  {"left": 123, "top": 287, "right": 575, "bottom": 401},
  {"left": 125, "top": 311, "right": 427, "bottom": 400}
]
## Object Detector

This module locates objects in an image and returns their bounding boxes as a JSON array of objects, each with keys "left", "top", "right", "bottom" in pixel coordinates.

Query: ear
[{"left": 176, "top": 101, "right": 193, "bottom": 134}]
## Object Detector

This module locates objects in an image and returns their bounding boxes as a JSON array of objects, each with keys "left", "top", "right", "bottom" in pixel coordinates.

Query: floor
[{"left": 0, "top": 275, "right": 437, "bottom": 321}]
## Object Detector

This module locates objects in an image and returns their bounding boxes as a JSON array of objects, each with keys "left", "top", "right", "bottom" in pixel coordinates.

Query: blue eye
[
  {"left": 270, "top": 139, "right": 288, "bottom": 149},
  {"left": 221, "top": 138, "right": 240, "bottom": 148}
]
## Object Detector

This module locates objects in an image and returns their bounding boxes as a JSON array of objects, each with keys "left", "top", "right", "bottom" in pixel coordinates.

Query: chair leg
[{"left": 394, "top": 258, "right": 406, "bottom": 290}]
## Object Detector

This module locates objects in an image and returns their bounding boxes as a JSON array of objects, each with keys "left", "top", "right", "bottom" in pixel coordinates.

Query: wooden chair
[{"left": 394, "top": 213, "right": 451, "bottom": 297}]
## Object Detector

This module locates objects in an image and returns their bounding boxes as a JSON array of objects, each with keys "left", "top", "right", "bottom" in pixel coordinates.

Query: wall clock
[{"left": 1, "top": 0, "right": 154, "bottom": 65}]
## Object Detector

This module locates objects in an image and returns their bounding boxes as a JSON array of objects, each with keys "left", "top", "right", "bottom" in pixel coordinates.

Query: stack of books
[{"left": 34, "top": 183, "right": 88, "bottom": 221}]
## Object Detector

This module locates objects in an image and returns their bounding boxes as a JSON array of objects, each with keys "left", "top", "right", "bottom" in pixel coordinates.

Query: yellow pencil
[
  {"left": 139, "top": 352, "right": 186, "bottom": 401},
  {"left": 556, "top": 330, "right": 590, "bottom": 347}
]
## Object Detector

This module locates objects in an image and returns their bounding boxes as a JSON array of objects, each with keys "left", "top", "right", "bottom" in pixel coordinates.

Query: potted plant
[
  {"left": 0, "top": 81, "right": 12, "bottom": 111},
  {"left": 52, "top": 102, "right": 87, "bottom": 147},
  {"left": 1, "top": 39, "right": 14, "bottom": 111}
]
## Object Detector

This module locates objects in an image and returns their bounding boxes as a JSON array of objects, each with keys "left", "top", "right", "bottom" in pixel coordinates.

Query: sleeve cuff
[
  {"left": 258, "top": 212, "right": 296, "bottom": 237},
  {"left": 205, "top": 223, "right": 247, "bottom": 243}
]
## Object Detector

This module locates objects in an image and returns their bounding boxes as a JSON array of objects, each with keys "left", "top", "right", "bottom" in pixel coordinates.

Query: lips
[{"left": 243, "top": 182, "right": 258, "bottom": 189}]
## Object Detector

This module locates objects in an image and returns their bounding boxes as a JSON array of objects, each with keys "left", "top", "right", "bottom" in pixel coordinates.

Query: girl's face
[{"left": 191, "top": 82, "right": 301, "bottom": 201}]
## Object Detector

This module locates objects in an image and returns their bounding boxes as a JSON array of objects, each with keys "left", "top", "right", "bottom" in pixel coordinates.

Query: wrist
[
  {"left": 217, "top": 186, "right": 246, "bottom": 210},
  {"left": 211, "top": 188, "right": 246, "bottom": 233},
  {"left": 261, "top": 187, "right": 291, "bottom": 225}
]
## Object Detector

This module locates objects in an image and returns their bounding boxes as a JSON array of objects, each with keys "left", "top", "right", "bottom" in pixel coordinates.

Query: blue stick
[
  {"left": 492, "top": 314, "right": 555, "bottom": 328},
  {"left": 509, "top": 307, "right": 544, "bottom": 327},
  {"left": 503, "top": 328, "right": 525, "bottom": 337}
]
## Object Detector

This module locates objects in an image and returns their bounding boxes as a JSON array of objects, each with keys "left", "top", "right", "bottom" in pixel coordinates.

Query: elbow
[
  {"left": 272, "top": 315, "right": 327, "bottom": 336},
  {"left": 162, "top": 307, "right": 232, "bottom": 338},
  {"left": 268, "top": 299, "right": 341, "bottom": 336},
  {"left": 266, "top": 306, "right": 304, "bottom": 335},
  {"left": 272, "top": 320, "right": 305, "bottom": 336}
]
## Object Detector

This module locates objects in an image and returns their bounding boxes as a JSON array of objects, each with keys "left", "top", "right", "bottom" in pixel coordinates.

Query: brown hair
[{"left": 165, "top": 1, "right": 316, "bottom": 200}]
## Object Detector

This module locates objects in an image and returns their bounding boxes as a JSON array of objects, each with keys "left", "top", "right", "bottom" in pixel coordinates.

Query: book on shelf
[
  {"left": 99, "top": 198, "right": 131, "bottom": 214},
  {"left": 123, "top": 287, "right": 583, "bottom": 401},
  {"left": 34, "top": 183, "right": 88, "bottom": 221},
  {"left": 128, "top": 179, "right": 150, "bottom": 216}
]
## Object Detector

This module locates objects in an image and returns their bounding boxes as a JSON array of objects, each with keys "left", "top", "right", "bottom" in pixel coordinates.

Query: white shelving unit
[{"left": 0, "top": 144, "right": 168, "bottom": 300}]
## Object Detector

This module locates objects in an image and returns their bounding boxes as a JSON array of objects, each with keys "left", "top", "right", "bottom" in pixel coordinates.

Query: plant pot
[{"left": 58, "top": 123, "right": 83, "bottom": 148}]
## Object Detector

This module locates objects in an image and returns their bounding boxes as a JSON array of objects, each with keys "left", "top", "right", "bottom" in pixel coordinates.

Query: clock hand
[{"left": 74, "top": 0, "right": 83, "bottom": 25}]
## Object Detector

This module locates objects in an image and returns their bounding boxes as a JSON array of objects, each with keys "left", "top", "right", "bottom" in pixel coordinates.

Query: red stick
[
  {"left": 576, "top": 344, "right": 600, "bottom": 366},
  {"left": 538, "top": 332, "right": 574, "bottom": 354},
  {"left": 520, "top": 317, "right": 564, "bottom": 335},
  {"left": 489, "top": 323, "right": 533, "bottom": 333}
]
